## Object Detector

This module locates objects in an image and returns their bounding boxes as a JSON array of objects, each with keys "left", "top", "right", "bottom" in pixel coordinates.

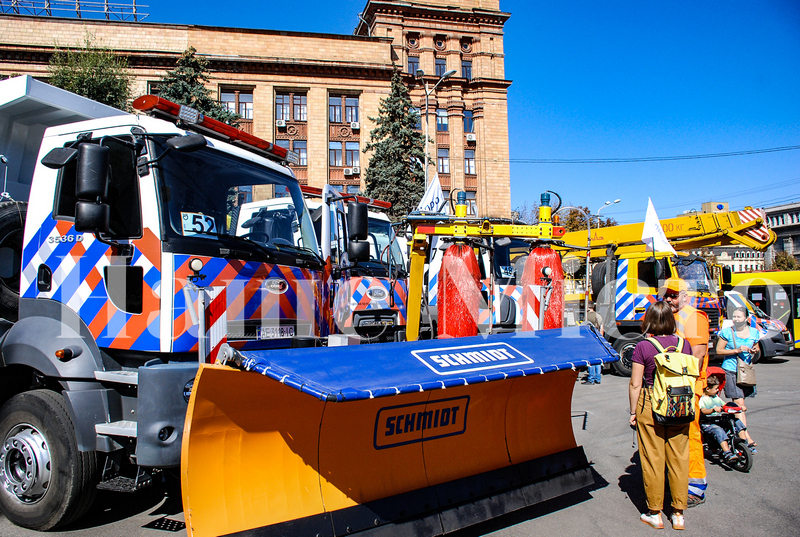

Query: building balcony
[{"left": 464, "top": 175, "right": 478, "bottom": 191}]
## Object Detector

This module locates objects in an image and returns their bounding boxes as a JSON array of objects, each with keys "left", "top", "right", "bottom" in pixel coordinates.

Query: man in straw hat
[{"left": 661, "top": 277, "right": 709, "bottom": 508}]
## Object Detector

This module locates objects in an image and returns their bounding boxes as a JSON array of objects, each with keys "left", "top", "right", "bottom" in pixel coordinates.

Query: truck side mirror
[
  {"left": 721, "top": 266, "right": 732, "bottom": 290},
  {"left": 166, "top": 133, "right": 207, "bottom": 152},
  {"left": 655, "top": 259, "right": 667, "bottom": 280},
  {"left": 76, "top": 144, "right": 109, "bottom": 200},
  {"left": 41, "top": 147, "right": 78, "bottom": 169},
  {"left": 74, "top": 144, "right": 110, "bottom": 234},
  {"left": 348, "top": 240, "right": 370, "bottom": 263},
  {"left": 347, "top": 202, "right": 368, "bottom": 241}
]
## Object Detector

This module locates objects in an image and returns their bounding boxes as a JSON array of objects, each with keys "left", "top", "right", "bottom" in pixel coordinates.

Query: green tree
[
  {"left": 156, "top": 47, "right": 239, "bottom": 126},
  {"left": 48, "top": 33, "right": 132, "bottom": 110},
  {"left": 364, "top": 68, "right": 426, "bottom": 220},
  {"left": 772, "top": 251, "right": 799, "bottom": 271}
]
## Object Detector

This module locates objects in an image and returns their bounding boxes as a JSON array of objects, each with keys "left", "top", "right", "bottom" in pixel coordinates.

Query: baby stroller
[{"left": 700, "top": 367, "right": 754, "bottom": 473}]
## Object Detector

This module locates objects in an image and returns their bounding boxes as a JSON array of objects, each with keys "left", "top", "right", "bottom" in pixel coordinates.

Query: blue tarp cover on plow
[{"left": 237, "top": 325, "right": 618, "bottom": 402}]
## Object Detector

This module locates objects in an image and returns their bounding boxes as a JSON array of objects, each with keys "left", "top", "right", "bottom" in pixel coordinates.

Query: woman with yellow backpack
[{"left": 629, "top": 300, "right": 698, "bottom": 531}]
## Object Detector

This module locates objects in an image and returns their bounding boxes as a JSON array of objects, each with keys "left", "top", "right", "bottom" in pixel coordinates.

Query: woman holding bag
[{"left": 715, "top": 306, "right": 759, "bottom": 449}]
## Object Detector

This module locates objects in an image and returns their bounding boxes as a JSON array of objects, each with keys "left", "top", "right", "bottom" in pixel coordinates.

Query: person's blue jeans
[
  {"left": 587, "top": 364, "right": 601, "bottom": 384},
  {"left": 701, "top": 420, "right": 744, "bottom": 446}
]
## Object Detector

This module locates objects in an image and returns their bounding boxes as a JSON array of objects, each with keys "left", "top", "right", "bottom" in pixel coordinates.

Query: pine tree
[
  {"left": 157, "top": 47, "right": 239, "bottom": 126},
  {"left": 364, "top": 68, "right": 426, "bottom": 221},
  {"left": 48, "top": 33, "right": 132, "bottom": 110}
]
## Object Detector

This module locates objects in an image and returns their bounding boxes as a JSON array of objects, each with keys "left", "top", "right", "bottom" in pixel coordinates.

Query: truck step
[
  {"left": 95, "top": 420, "right": 137, "bottom": 437},
  {"left": 95, "top": 369, "right": 139, "bottom": 385},
  {"left": 96, "top": 470, "right": 155, "bottom": 493}
]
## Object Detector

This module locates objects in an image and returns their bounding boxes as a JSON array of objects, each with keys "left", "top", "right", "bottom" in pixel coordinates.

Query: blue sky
[{"left": 143, "top": 0, "right": 800, "bottom": 224}]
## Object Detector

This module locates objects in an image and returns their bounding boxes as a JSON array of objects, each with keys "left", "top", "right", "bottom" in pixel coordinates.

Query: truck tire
[
  {"left": 0, "top": 390, "right": 97, "bottom": 530},
  {"left": 590, "top": 264, "right": 606, "bottom": 304},
  {"left": 611, "top": 333, "right": 644, "bottom": 377},
  {"left": 0, "top": 201, "right": 26, "bottom": 322}
]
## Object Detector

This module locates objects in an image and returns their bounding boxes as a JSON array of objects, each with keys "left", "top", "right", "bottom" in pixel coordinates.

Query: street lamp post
[
  {"left": 416, "top": 68, "right": 456, "bottom": 190},
  {"left": 596, "top": 199, "right": 621, "bottom": 220},
  {"left": 555, "top": 206, "right": 591, "bottom": 316}
]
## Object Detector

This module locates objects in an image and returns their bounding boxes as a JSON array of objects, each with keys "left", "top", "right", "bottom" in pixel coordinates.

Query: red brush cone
[
  {"left": 520, "top": 247, "right": 564, "bottom": 330},
  {"left": 438, "top": 243, "right": 481, "bottom": 338}
]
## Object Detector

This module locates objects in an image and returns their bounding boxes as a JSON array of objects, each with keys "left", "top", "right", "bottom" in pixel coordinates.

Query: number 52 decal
[{"left": 181, "top": 212, "right": 217, "bottom": 236}]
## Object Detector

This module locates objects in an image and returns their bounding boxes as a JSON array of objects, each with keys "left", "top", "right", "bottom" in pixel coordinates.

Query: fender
[{"left": 1, "top": 298, "right": 105, "bottom": 378}]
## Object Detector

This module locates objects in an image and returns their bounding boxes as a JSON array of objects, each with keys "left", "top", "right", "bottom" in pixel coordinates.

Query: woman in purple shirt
[{"left": 628, "top": 300, "right": 693, "bottom": 530}]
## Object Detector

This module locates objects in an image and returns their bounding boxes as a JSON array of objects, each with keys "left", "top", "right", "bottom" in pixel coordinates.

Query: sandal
[
  {"left": 748, "top": 442, "right": 758, "bottom": 453},
  {"left": 687, "top": 494, "right": 705, "bottom": 508}
]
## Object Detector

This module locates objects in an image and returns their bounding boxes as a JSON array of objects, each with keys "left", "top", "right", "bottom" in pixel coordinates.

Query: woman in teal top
[{"left": 715, "top": 306, "right": 759, "bottom": 447}]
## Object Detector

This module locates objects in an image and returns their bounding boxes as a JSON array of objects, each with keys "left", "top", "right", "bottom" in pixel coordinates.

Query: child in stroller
[{"left": 699, "top": 368, "right": 754, "bottom": 472}]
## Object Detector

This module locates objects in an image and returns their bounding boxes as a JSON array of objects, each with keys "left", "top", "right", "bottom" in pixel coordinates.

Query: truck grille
[{"left": 701, "top": 307, "right": 720, "bottom": 330}]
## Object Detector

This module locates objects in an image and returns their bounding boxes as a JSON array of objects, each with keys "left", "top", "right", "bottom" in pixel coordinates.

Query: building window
[
  {"left": 347, "top": 185, "right": 360, "bottom": 194},
  {"left": 436, "top": 109, "right": 448, "bottom": 132},
  {"left": 293, "top": 95, "right": 307, "bottom": 121},
  {"left": 435, "top": 58, "right": 447, "bottom": 77},
  {"left": 345, "top": 97, "right": 359, "bottom": 123},
  {"left": 276, "top": 93, "right": 291, "bottom": 121},
  {"left": 437, "top": 148, "right": 450, "bottom": 174},
  {"left": 464, "top": 150, "right": 476, "bottom": 175},
  {"left": 147, "top": 81, "right": 162, "bottom": 95},
  {"left": 222, "top": 89, "right": 254, "bottom": 119},
  {"left": 345, "top": 142, "right": 360, "bottom": 166},
  {"left": 329, "top": 142, "right": 343, "bottom": 166},
  {"left": 275, "top": 140, "right": 291, "bottom": 151},
  {"left": 408, "top": 55, "right": 420, "bottom": 75},
  {"left": 461, "top": 60, "right": 472, "bottom": 80},
  {"left": 329, "top": 97, "right": 342, "bottom": 123},
  {"left": 294, "top": 140, "right": 307, "bottom": 166},
  {"left": 463, "top": 110, "right": 474, "bottom": 133}
]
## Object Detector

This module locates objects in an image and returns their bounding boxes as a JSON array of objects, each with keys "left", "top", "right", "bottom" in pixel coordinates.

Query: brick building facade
[{"left": 0, "top": 0, "right": 512, "bottom": 217}]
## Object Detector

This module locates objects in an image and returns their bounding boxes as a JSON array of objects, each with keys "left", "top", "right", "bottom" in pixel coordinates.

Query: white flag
[
  {"left": 417, "top": 173, "right": 444, "bottom": 213},
  {"left": 641, "top": 198, "right": 677, "bottom": 255}
]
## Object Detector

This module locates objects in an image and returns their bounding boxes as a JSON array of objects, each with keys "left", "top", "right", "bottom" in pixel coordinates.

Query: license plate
[{"left": 257, "top": 326, "right": 295, "bottom": 340}]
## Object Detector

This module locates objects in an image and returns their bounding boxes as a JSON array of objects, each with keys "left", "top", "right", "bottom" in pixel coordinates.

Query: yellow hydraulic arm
[{"left": 560, "top": 207, "right": 776, "bottom": 258}]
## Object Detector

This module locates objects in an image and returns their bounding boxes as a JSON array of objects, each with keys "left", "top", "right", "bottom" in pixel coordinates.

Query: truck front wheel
[
  {"left": 0, "top": 390, "right": 97, "bottom": 530},
  {"left": 612, "top": 334, "right": 644, "bottom": 377}
]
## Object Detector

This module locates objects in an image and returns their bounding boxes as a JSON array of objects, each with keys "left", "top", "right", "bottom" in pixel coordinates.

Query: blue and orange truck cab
[
  {"left": 299, "top": 186, "right": 408, "bottom": 342},
  {"left": 0, "top": 93, "right": 376, "bottom": 530}
]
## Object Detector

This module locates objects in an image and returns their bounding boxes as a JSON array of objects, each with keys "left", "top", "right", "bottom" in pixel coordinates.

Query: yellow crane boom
[{"left": 560, "top": 207, "right": 775, "bottom": 257}]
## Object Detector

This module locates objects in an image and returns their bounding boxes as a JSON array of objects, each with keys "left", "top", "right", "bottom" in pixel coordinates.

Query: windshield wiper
[
  {"left": 269, "top": 242, "right": 324, "bottom": 266},
  {"left": 195, "top": 231, "right": 278, "bottom": 262}
]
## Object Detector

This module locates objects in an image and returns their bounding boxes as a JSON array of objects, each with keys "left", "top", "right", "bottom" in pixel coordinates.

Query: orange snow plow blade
[{"left": 181, "top": 328, "right": 617, "bottom": 537}]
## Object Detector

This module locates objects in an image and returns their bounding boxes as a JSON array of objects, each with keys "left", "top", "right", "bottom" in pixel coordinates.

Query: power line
[
  {"left": 503, "top": 144, "right": 800, "bottom": 164},
  {"left": 600, "top": 177, "right": 800, "bottom": 216}
]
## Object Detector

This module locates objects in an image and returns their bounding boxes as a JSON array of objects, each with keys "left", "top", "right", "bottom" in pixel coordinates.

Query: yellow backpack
[{"left": 648, "top": 337, "right": 699, "bottom": 425}]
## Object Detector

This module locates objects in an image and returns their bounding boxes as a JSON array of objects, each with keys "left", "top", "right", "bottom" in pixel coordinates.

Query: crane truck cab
[{"left": 559, "top": 205, "right": 776, "bottom": 376}]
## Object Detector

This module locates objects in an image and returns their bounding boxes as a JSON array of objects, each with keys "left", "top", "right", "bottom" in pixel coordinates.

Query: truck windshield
[
  {"left": 367, "top": 217, "right": 405, "bottom": 269},
  {"left": 674, "top": 258, "right": 717, "bottom": 295},
  {"left": 151, "top": 136, "right": 319, "bottom": 257},
  {"left": 494, "top": 238, "right": 530, "bottom": 280}
]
